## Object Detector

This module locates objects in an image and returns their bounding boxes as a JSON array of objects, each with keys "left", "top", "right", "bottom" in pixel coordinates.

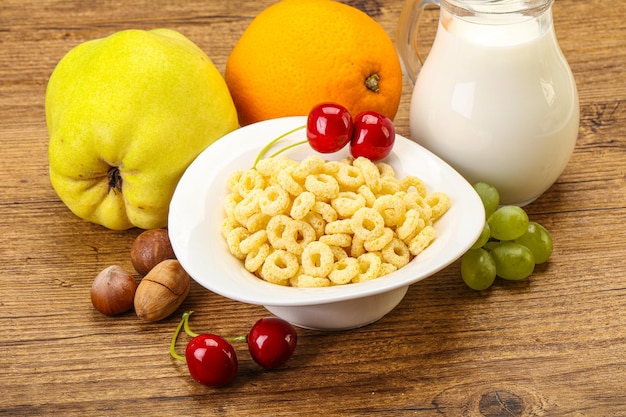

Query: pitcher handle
[{"left": 396, "top": 0, "right": 440, "bottom": 84}]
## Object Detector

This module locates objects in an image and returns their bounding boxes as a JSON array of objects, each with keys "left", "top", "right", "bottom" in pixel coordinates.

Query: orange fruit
[{"left": 225, "top": 0, "right": 403, "bottom": 126}]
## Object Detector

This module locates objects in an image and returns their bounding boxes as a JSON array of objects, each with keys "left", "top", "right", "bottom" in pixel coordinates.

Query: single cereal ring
[
  {"left": 350, "top": 233, "right": 366, "bottom": 258},
  {"left": 261, "top": 249, "right": 300, "bottom": 285},
  {"left": 277, "top": 169, "right": 304, "bottom": 197},
  {"left": 400, "top": 175, "right": 427, "bottom": 197},
  {"left": 226, "top": 227, "right": 250, "bottom": 260},
  {"left": 325, "top": 219, "right": 353, "bottom": 235},
  {"left": 224, "top": 193, "right": 243, "bottom": 223},
  {"left": 357, "top": 184, "right": 377, "bottom": 207},
  {"left": 331, "top": 191, "right": 366, "bottom": 218},
  {"left": 290, "top": 275, "right": 331, "bottom": 288},
  {"left": 290, "top": 191, "right": 316, "bottom": 220},
  {"left": 259, "top": 185, "right": 291, "bottom": 216},
  {"left": 226, "top": 170, "right": 243, "bottom": 193},
  {"left": 234, "top": 169, "right": 266, "bottom": 197},
  {"left": 426, "top": 192, "right": 451, "bottom": 221},
  {"left": 364, "top": 227, "right": 394, "bottom": 252},
  {"left": 239, "top": 229, "right": 268, "bottom": 254},
  {"left": 321, "top": 160, "right": 341, "bottom": 176},
  {"left": 328, "top": 257, "right": 359, "bottom": 285},
  {"left": 244, "top": 242, "right": 270, "bottom": 273},
  {"left": 234, "top": 189, "right": 262, "bottom": 225},
  {"left": 312, "top": 201, "right": 338, "bottom": 222},
  {"left": 305, "top": 173, "right": 340, "bottom": 201},
  {"left": 376, "top": 162, "right": 396, "bottom": 178},
  {"left": 266, "top": 214, "right": 292, "bottom": 250},
  {"left": 379, "top": 262, "right": 398, "bottom": 277},
  {"left": 396, "top": 208, "right": 426, "bottom": 242},
  {"left": 350, "top": 207, "right": 385, "bottom": 241},
  {"left": 379, "top": 176, "right": 401, "bottom": 195},
  {"left": 373, "top": 194, "right": 407, "bottom": 227},
  {"left": 245, "top": 212, "right": 271, "bottom": 233},
  {"left": 293, "top": 154, "right": 325, "bottom": 181},
  {"left": 303, "top": 212, "right": 326, "bottom": 238},
  {"left": 336, "top": 164, "right": 365, "bottom": 190},
  {"left": 353, "top": 157, "right": 381, "bottom": 194},
  {"left": 256, "top": 156, "right": 298, "bottom": 178},
  {"left": 353, "top": 252, "right": 382, "bottom": 283},
  {"left": 329, "top": 245, "right": 348, "bottom": 261},
  {"left": 283, "top": 219, "right": 317, "bottom": 256},
  {"left": 221, "top": 218, "right": 240, "bottom": 239},
  {"left": 381, "top": 238, "right": 411, "bottom": 268},
  {"left": 301, "top": 241, "right": 335, "bottom": 278},
  {"left": 408, "top": 225, "right": 437, "bottom": 256},
  {"left": 319, "top": 233, "right": 352, "bottom": 248}
]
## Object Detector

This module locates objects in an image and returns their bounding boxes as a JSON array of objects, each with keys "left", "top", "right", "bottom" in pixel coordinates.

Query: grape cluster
[{"left": 461, "top": 182, "right": 553, "bottom": 290}]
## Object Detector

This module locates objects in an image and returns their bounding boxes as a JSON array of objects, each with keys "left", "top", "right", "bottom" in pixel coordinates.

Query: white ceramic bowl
[{"left": 168, "top": 117, "right": 484, "bottom": 330}]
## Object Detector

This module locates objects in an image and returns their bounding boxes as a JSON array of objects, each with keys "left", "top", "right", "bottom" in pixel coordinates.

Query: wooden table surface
[{"left": 1, "top": 0, "right": 625, "bottom": 416}]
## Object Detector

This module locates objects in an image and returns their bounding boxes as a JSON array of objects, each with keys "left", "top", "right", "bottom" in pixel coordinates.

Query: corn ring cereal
[
  {"left": 426, "top": 192, "right": 451, "bottom": 221},
  {"left": 226, "top": 227, "right": 250, "bottom": 260},
  {"left": 373, "top": 194, "right": 406, "bottom": 227},
  {"left": 353, "top": 157, "right": 381, "bottom": 194},
  {"left": 381, "top": 238, "right": 411, "bottom": 269},
  {"left": 290, "top": 275, "right": 331, "bottom": 288},
  {"left": 329, "top": 245, "right": 348, "bottom": 261},
  {"left": 244, "top": 242, "right": 270, "bottom": 273},
  {"left": 239, "top": 229, "right": 268, "bottom": 254},
  {"left": 245, "top": 212, "right": 271, "bottom": 233},
  {"left": 400, "top": 175, "right": 427, "bottom": 197},
  {"left": 357, "top": 184, "right": 377, "bottom": 207},
  {"left": 301, "top": 241, "right": 334, "bottom": 278},
  {"left": 290, "top": 191, "right": 316, "bottom": 220},
  {"left": 396, "top": 208, "right": 425, "bottom": 242},
  {"left": 328, "top": 257, "right": 359, "bottom": 284},
  {"left": 277, "top": 169, "right": 304, "bottom": 197},
  {"left": 260, "top": 250, "right": 299, "bottom": 285},
  {"left": 350, "top": 207, "right": 385, "bottom": 240},
  {"left": 321, "top": 160, "right": 341, "bottom": 176},
  {"left": 408, "top": 225, "right": 437, "bottom": 256},
  {"left": 336, "top": 164, "right": 365, "bottom": 190},
  {"left": 312, "top": 201, "right": 338, "bottom": 222},
  {"left": 266, "top": 214, "right": 291, "bottom": 250},
  {"left": 259, "top": 185, "right": 291, "bottom": 216},
  {"left": 234, "top": 189, "right": 262, "bottom": 225},
  {"left": 305, "top": 173, "right": 340, "bottom": 201},
  {"left": 354, "top": 252, "right": 382, "bottom": 283},
  {"left": 293, "top": 154, "right": 325, "bottom": 181},
  {"left": 234, "top": 168, "right": 265, "bottom": 197},
  {"left": 283, "top": 219, "right": 317, "bottom": 255},
  {"left": 319, "top": 233, "right": 352, "bottom": 248},
  {"left": 303, "top": 212, "right": 326, "bottom": 238},
  {"left": 376, "top": 162, "right": 395, "bottom": 178},
  {"left": 325, "top": 219, "right": 353, "bottom": 235},
  {"left": 379, "top": 176, "right": 401, "bottom": 195},
  {"left": 350, "top": 233, "right": 366, "bottom": 258},
  {"left": 364, "top": 227, "right": 394, "bottom": 252},
  {"left": 380, "top": 262, "right": 398, "bottom": 276},
  {"left": 331, "top": 191, "right": 366, "bottom": 218}
]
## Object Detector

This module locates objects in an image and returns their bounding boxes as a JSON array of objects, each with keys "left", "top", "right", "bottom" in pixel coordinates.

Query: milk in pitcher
[{"left": 409, "top": 8, "right": 579, "bottom": 205}]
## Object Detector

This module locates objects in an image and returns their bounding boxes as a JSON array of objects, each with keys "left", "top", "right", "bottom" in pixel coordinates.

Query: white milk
[{"left": 409, "top": 11, "right": 579, "bottom": 205}]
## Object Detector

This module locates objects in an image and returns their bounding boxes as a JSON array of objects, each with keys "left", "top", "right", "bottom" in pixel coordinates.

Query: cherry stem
[
  {"left": 252, "top": 125, "right": 306, "bottom": 169},
  {"left": 170, "top": 311, "right": 192, "bottom": 362},
  {"left": 170, "top": 312, "right": 248, "bottom": 362}
]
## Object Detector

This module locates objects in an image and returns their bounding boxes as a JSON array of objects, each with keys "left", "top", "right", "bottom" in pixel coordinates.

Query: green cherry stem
[
  {"left": 252, "top": 125, "right": 306, "bottom": 169},
  {"left": 170, "top": 311, "right": 192, "bottom": 362}
]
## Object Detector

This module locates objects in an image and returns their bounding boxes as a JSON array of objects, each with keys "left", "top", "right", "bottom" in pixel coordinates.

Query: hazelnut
[
  {"left": 91, "top": 265, "right": 138, "bottom": 316},
  {"left": 134, "top": 259, "right": 190, "bottom": 322},
  {"left": 130, "top": 228, "right": 176, "bottom": 276}
]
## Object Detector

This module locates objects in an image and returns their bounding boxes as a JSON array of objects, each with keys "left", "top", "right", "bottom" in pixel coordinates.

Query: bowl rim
[{"left": 168, "top": 116, "right": 485, "bottom": 307}]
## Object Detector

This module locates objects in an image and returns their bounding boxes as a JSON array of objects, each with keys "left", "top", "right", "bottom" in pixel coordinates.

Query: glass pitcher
[{"left": 397, "top": 0, "right": 579, "bottom": 205}]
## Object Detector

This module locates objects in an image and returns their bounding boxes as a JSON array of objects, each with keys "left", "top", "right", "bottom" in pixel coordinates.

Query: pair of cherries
[
  {"left": 306, "top": 103, "right": 396, "bottom": 161},
  {"left": 170, "top": 312, "right": 297, "bottom": 387}
]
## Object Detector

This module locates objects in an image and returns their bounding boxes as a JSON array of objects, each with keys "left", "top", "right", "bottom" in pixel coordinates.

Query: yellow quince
[{"left": 46, "top": 29, "right": 238, "bottom": 230}]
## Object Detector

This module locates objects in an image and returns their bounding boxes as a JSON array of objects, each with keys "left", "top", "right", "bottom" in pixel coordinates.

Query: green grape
[
  {"left": 491, "top": 242, "right": 535, "bottom": 280},
  {"left": 473, "top": 182, "right": 500, "bottom": 218},
  {"left": 487, "top": 205, "right": 529, "bottom": 241},
  {"left": 461, "top": 248, "right": 497, "bottom": 290},
  {"left": 514, "top": 221, "right": 553, "bottom": 264},
  {"left": 470, "top": 222, "right": 491, "bottom": 250}
]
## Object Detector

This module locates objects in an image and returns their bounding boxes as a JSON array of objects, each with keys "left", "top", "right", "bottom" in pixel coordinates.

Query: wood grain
[{"left": 1, "top": 0, "right": 625, "bottom": 416}]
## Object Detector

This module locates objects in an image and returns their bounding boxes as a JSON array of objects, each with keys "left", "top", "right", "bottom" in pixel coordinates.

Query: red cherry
[
  {"left": 247, "top": 317, "right": 297, "bottom": 369},
  {"left": 349, "top": 111, "right": 395, "bottom": 161},
  {"left": 185, "top": 334, "right": 238, "bottom": 387},
  {"left": 306, "top": 102, "right": 353, "bottom": 153}
]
